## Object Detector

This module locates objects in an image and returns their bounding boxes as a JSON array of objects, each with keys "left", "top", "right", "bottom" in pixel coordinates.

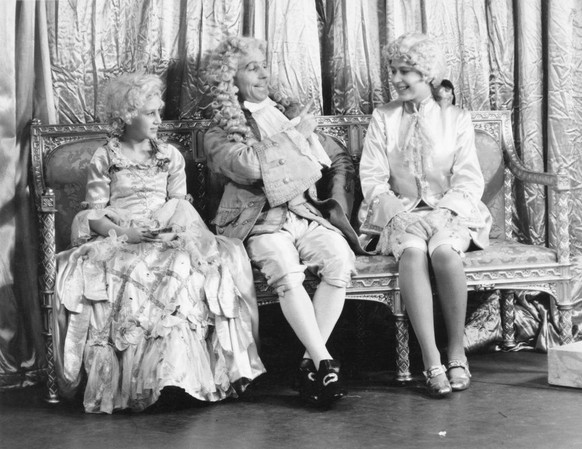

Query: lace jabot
[{"left": 399, "top": 97, "right": 436, "bottom": 178}]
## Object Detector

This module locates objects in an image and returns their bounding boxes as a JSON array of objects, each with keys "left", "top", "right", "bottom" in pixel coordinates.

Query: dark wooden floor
[{"left": 1, "top": 350, "right": 580, "bottom": 449}]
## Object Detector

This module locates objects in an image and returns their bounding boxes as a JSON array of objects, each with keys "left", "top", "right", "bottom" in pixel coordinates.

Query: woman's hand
[
  {"left": 123, "top": 226, "right": 178, "bottom": 243},
  {"left": 404, "top": 209, "right": 454, "bottom": 240},
  {"left": 122, "top": 227, "right": 152, "bottom": 243},
  {"left": 294, "top": 101, "right": 317, "bottom": 138},
  {"left": 150, "top": 232, "right": 177, "bottom": 242},
  {"left": 424, "top": 208, "right": 454, "bottom": 234}
]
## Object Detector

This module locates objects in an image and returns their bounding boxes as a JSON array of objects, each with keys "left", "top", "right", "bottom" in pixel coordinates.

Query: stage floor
[{"left": 1, "top": 350, "right": 580, "bottom": 449}]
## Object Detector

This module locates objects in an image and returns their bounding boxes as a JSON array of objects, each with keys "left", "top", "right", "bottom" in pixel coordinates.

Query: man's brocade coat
[{"left": 204, "top": 110, "right": 367, "bottom": 255}]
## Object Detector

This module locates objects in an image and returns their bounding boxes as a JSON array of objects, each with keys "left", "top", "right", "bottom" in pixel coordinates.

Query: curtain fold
[
  {"left": 513, "top": 0, "right": 545, "bottom": 245},
  {"left": 322, "top": 0, "right": 384, "bottom": 114},
  {"left": 46, "top": 0, "right": 244, "bottom": 123},
  {"left": 259, "top": 0, "right": 324, "bottom": 113},
  {"left": 0, "top": 0, "right": 46, "bottom": 390},
  {"left": 546, "top": 0, "right": 582, "bottom": 330}
]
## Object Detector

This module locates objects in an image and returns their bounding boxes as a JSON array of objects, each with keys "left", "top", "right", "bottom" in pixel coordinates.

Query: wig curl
[
  {"left": 204, "top": 36, "right": 269, "bottom": 142},
  {"left": 100, "top": 72, "right": 164, "bottom": 128},
  {"left": 205, "top": 36, "right": 307, "bottom": 142},
  {"left": 384, "top": 33, "right": 446, "bottom": 86}
]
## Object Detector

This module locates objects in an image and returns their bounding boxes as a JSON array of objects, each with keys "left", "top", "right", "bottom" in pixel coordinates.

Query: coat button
[
  {"left": 217, "top": 228, "right": 224, "bottom": 234},
  {"left": 279, "top": 159, "right": 286, "bottom": 165},
  {"left": 283, "top": 177, "right": 290, "bottom": 184}
]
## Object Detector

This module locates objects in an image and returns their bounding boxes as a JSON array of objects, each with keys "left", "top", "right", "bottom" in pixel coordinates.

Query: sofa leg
[
  {"left": 354, "top": 301, "right": 366, "bottom": 377},
  {"left": 499, "top": 290, "right": 517, "bottom": 350},
  {"left": 40, "top": 199, "right": 59, "bottom": 403},
  {"left": 394, "top": 314, "right": 412, "bottom": 383},
  {"left": 43, "top": 325, "right": 59, "bottom": 404}
]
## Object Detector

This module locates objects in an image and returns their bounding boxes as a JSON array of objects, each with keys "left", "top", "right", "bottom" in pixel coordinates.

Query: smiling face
[
  {"left": 234, "top": 46, "right": 270, "bottom": 103},
  {"left": 125, "top": 95, "right": 163, "bottom": 141},
  {"left": 389, "top": 58, "right": 432, "bottom": 105}
]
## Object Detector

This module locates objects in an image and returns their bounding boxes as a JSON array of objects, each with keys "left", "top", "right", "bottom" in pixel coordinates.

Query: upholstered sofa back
[{"left": 31, "top": 112, "right": 511, "bottom": 252}]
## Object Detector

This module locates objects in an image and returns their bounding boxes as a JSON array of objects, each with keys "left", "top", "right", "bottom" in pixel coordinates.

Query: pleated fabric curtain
[
  {"left": 2, "top": 0, "right": 582, "bottom": 388},
  {"left": 546, "top": 0, "right": 582, "bottom": 305},
  {"left": 0, "top": 0, "right": 49, "bottom": 389}
]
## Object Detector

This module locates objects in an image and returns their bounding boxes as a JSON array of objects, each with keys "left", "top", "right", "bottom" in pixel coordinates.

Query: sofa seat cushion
[
  {"left": 354, "top": 255, "right": 398, "bottom": 276},
  {"left": 352, "top": 239, "right": 557, "bottom": 277},
  {"left": 463, "top": 238, "right": 557, "bottom": 268},
  {"left": 254, "top": 239, "right": 557, "bottom": 285}
]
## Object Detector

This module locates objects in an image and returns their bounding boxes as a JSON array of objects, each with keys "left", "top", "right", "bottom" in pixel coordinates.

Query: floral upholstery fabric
[
  {"left": 463, "top": 239, "right": 557, "bottom": 268},
  {"left": 474, "top": 129, "right": 505, "bottom": 240},
  {"left": 46, "top": 140, "right": 104, "bottom": 251}
]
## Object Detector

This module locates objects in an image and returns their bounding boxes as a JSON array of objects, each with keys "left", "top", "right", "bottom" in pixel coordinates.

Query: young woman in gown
[{"left": 54, "top": 73, "right": 265, "bottom": 413}]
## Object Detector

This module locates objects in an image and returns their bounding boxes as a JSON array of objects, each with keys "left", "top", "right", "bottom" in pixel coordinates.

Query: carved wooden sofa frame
[{"left": 31, "top": 111, "right": 574, "bottom": 402}]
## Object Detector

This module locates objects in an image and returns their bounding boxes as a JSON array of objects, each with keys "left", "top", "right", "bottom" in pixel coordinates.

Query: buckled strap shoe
[
  {"left": 423, "top": 364, "right": 452, "bottom": 398},
  {"left": 318, "top": 359, "right": 346, "bottom": 406},
  {"left": 296, "top": 358, "right": 320, "bottom": 406},
  {"left": 447, "top": 359, "right": 471, "bottom": 391}
]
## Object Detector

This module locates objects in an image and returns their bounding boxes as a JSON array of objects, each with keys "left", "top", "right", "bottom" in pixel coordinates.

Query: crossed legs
[
  {"left": 279, "top": 282, "right": 345, "bottom": 368},
  {"left": 246, "top": 215, "right": 354, "bottom": 366}
]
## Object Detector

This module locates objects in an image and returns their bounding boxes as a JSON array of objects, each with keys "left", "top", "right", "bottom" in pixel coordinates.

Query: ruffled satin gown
[{"left": 54, "top": 138, "right": 265, "bottom": 413}]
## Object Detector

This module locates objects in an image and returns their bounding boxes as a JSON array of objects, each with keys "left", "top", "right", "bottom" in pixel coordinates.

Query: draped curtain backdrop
[{"left": 2, "top": 0, "right": 582, "bottom": 388}]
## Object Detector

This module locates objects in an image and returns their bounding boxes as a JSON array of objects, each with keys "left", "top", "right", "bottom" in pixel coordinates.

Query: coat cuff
[
  {"left": 360, "top": 192, "right": 405, "bottom": 235},
  {"left": 437, "top": 189, "right": 479, "bottom": 219}
]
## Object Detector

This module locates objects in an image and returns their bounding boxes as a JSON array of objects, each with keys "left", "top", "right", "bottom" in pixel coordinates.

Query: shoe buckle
[
  {"left": 423, "top": 365, "right": 447, "bottom": 379},
  {"left": 322, "top": 373, "right": 338, "bottom": 387}
]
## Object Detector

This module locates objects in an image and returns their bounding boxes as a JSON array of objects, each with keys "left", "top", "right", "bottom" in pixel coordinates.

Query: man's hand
[{"left": 294, "top": 100, "right": 317, "bottom": 138}]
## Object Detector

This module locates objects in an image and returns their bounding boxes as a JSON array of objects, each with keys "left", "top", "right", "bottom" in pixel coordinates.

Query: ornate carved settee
[{"left": 31, "top": 111, "right": 574, "bottom": 402}]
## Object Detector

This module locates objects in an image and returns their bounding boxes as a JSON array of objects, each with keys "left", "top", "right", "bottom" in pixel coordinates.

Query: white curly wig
[
  {"left": 205, "top": 36, "right": 301, "bottom": 143},
  {"left": 383, "top": 33, "right": 446, "bottom": 86},
  {"left": 204, "top": 36, "right": 267, "bottom": 142},
  {"left": 100, "top": 72, "right": 164, "bottom": 125}
]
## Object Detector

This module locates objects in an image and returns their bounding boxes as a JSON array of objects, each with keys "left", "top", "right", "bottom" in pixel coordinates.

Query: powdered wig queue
[
  {"left": 205, "top": 36, "right": 298, "bottom": 143},
  {"left": 384, "top": 33, "right": 447, "bottom": 87},
  {"left": 100, "top": 72, "right": 164, "bottom": 136}
]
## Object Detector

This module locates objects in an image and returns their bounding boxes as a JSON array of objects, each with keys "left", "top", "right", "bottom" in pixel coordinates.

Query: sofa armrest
[{"left": 501, "top": 127, "right": 571, "bottom": 264}]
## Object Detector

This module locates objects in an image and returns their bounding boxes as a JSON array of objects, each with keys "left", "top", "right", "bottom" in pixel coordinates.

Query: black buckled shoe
[
  {"left": 317, "top": 359, "right": 346, "bottom": 406},
  {"left": 296, "top": 358, "right": 320, "bottom": 406}
]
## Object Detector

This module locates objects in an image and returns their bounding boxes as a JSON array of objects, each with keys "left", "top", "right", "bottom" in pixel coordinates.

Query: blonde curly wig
[
  {"left": 100, "top": 72, "right": 164, "bottom": 130},
  {"left": 383, "top": 33, "right": 446, "bottom": 86}
]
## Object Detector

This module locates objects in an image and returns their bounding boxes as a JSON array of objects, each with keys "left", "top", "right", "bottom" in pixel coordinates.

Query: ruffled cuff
[
  {"left": 71, "top": 209, "right": 109, "bottom": 247},
  {"left": 360, "top": 191, "right": 406, "bottom": 235}
]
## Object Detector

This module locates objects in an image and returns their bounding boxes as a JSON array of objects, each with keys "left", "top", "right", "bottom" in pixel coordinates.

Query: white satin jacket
[{"left": 358, "top": 97, "right": 491, "bottom": 249}]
